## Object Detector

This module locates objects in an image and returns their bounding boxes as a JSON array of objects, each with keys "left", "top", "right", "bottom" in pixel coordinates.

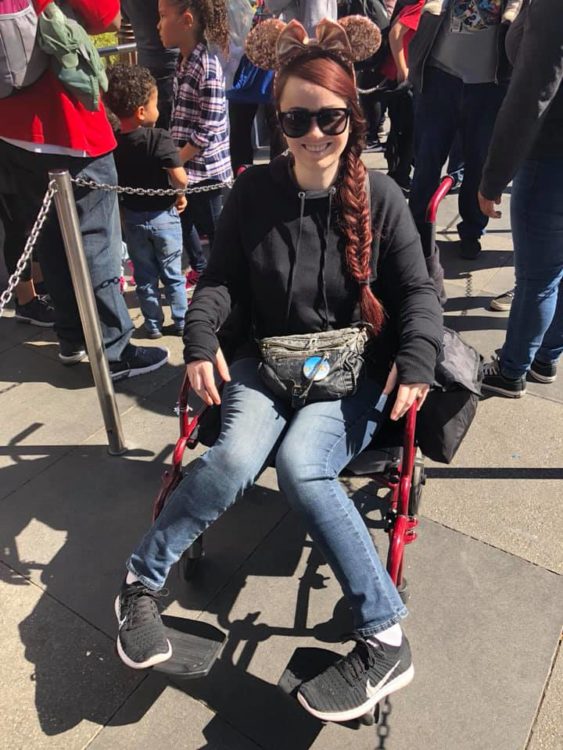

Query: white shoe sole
[
  {"left": 58, "top": 351, "right": 87, "bottom": 365},
  {"left": 528, "top": 370, "right": 556, "bottom": 384},
  {"left": 114, "top": 595, "right": 172, "bottom": 669},
  {"left": 297, "top": 663, "right": 415, "bottom": 723},
  {"left": 482, "top": 383, "right": 526, "bottom": 398},
  {"left": 14, "top": 314, "right": 55, "bottom": 328},
  {"left": 110, "top": 349, "right": 169, "bottom": 382}
]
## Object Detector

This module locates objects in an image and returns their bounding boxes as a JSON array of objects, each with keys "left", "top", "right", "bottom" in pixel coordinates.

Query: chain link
[
  {"left": 0, "top": 181, "right": 57, "bottom": 318},
  {"left": 71, "top": 176, "right": 233, "bottom": 197}
]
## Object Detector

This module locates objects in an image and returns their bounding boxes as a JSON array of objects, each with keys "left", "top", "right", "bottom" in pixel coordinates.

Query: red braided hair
[{"left": 275, "top": 53, "right": 385, "bottom": 335}]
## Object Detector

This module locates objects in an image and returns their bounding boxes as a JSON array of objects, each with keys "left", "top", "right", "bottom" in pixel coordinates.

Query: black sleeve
[
  {"left": 480, "top": 0, "right": 563, "bottom": 198},
  {"left": 150, "top": 128, "right": 182, "bottom": 169},
  {"left": 371, "top": 173, "right": 443, "bottom": 384},
  {"left": 183, "top": 175, "right": 252, "bottom": 363}
]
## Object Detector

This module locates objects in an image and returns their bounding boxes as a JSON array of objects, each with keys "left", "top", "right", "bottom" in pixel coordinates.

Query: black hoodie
[{"left": 184, "top": 156, "right": 443, "bottom": 386}]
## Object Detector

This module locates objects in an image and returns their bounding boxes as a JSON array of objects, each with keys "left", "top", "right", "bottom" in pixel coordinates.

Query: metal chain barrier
[
  {"left": 0, "top": 181, "right": 57, "bottom": 318},
  {"left": 0, "top": 177, "right": 234, "bottom": 318},
  {"left": 71, "top": 176, "right": 233, "bottom": 197}
]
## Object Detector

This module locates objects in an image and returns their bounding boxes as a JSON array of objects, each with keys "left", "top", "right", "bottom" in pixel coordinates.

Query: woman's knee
[{"left": 275, "top": 440, "right": 333, "bottom": 497}]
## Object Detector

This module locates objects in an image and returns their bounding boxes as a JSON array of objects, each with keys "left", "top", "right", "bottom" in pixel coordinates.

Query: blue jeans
[
  {"left": 180, "top": 181, "right": 224, "bottom": 274},
  {"left": 120, "top": 0, "right": 178, "bottom": 129},
  {"left": 123, "top": 206, "right": 187, "bottom": 332},
  {"left": 409, "top": 67, "right": 506, "bottom": 245},
  {"left": 0, "top": 141, "right": 133, "bottom": 359},
  {"left": 500, "top": 158, "right": 563, "bottom": 378},
  {"left": 128, "top": 358, "right": 407, "bottom": 636}
]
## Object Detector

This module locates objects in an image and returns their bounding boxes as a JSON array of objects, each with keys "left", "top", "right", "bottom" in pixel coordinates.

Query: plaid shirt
[{"left": 171, "top": 43, "right": 232, "bottom": 184}]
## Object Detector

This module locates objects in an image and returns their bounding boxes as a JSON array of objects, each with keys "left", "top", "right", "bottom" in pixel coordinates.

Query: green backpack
[{"left": 38, "top": 2, "right": 108, "bottom": 111}]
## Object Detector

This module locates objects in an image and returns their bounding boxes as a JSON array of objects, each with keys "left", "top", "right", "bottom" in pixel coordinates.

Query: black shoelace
[
  {"left": 335, "top": 636, "right": 379, "bottom": 685},
  {"left": 122, "top": 584, "right": 167, "bottom": 629}
]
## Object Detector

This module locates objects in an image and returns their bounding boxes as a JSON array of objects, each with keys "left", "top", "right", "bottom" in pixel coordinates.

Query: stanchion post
[{"left": 49, "top": 169, "right": 127, "bottom": 456}]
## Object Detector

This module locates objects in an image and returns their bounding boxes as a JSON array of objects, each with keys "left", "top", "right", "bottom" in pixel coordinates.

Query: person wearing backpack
[{"left": 0, "top": 0, "right": 169, "bottom": 380}]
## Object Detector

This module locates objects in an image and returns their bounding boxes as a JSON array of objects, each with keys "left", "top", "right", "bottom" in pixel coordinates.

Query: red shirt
[
  {"left": 0, "top": 0, "right": 118, "bottom": 156},
  {"left": 380, "top": 0, "right": 425, "bottom": 81}
]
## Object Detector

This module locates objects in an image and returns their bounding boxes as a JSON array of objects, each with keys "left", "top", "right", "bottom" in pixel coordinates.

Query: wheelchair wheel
[
  {"left": 178, "top": 535, "right": 205, "bottom": 581},
  {"left": 408, "top": 449, "right": 426, "bottom": 517}
]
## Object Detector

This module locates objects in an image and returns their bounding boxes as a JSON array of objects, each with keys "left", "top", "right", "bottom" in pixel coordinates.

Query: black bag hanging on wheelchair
[{"left": 416, "top": 328, "right": 483, "bottom": 464}]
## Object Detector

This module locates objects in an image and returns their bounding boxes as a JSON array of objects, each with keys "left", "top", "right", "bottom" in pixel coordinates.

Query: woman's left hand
[{"left": 383, "top": 363, "right": 430, "bottom": 421}]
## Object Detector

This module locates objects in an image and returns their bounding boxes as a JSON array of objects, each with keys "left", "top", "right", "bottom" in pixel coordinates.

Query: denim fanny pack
[{"left": 257, "top": 325, "right": 371, "bottom": 409}]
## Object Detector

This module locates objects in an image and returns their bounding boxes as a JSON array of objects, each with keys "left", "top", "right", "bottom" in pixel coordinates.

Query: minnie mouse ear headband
[{"left": 245, "top": 16, "right": 381, "bottom": 72}]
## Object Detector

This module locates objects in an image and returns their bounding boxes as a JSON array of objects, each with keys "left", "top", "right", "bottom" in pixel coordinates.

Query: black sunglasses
[{"left": 278, "top": 107, "right": 351, "bottom": 138}]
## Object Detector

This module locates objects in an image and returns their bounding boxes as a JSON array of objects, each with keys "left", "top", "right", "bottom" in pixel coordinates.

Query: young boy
[{"left": 105, "top": 64, "right": 189, "bottom": 338}]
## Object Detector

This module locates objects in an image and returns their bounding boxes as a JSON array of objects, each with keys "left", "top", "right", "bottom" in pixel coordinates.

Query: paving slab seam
[
  {"left": 188, "top": 506, "right": 294, "bottom": 623},
  {"left": 0, "top": 381, "right": 23, "bottom": 397},
  {"left": 1, "top": 440, "right": 78, "bottom": 503},
  {"left": 420, "top": 516, "right": 563, "bottom": 577},
  {"left": 524, "top": 634, "right": 563, "bottom": 749},
  {"left": 0, "top": 558, "right": 122, "bottom": 644},
  {"left": 81, "top": 674, "right": 153, "bottom": 750}
]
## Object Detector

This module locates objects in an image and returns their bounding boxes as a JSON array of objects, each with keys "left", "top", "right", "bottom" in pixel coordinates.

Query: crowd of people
[{"left": 0, "top": 0, "right": 561, "bottom": 726}]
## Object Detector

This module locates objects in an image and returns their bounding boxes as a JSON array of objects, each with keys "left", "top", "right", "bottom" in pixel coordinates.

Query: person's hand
[
  {"left": 383, "top": 363, "right": 430, "bottom": 421},
  {"left": 175, "top": 194, "right": 187, "bottom": 213},
  {"left": 186, "top": 347, "right": 231, "bottom": 406},
  {"left": 478, "top": 191, "right": 502, "bottom": 219}
]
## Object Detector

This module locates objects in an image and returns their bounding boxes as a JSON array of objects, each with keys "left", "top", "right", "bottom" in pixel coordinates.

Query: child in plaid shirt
[{"left": 158, "top": 0, "right": 233, "bottom": 288}]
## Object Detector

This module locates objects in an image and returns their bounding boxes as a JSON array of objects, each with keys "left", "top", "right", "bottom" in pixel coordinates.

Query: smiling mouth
[{"left": 302, "top": 143, "right": 331, "bottom": 153}]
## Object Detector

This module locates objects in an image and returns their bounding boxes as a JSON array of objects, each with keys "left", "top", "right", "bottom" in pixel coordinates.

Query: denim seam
[{"left": 320, "top": 397, "right": 406, "bottom": 630}]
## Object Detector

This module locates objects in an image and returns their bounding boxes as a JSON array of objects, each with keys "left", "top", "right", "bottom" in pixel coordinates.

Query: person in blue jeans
[
  {"left": 114, "top": 17, "right": 443, "bottom": 723},
  {"left": 106, "top": 64, "right": 188, "bottom": 338},
  {"left": 120, "top": 0, "right": 179, "bottom": 128},
  {"left": 407, "top": 0, "right": 514, "bottom": 260},
  {"left": 479, "top": 0, "right": 562, "bottom": 397}
]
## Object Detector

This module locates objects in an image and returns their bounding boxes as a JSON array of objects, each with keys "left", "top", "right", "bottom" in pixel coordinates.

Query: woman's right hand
[{"left": 186, "top": 348, "right": 231, "bottom": 406}]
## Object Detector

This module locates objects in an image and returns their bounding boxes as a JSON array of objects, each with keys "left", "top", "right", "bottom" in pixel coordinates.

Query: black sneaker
[
  {"left": 109, "top": 344, "right": 169, "bottom": 382},
  {"left": 115, "top": 579, "right": 172, "bottom": 669},
  {"left": 297, "top": 636, "right": 414, "bottom": 723},
  {"left": 529, "top": 358, "right": 557, "bottom": 384},
  {"left": 162, "top": 323, "right": 184, "bottom": 337},
  {"left": 144, "top": 326, "right": 163, "bottom": 340},
  {"left": 14, "top": 295, "right": 55, "bottom": 327},
  {"left": 489, "top": 288, "right": 515, "bottom": 312},
  {"left": 58, "top": 340, "right": 87, "bottom": 365},
  {"left": 482, "top": 358, "right": 526, "bottom": 398},
  {"left": 460, "top": 238, "right": 482, "bottom": 260},
  {"left": 363, "top": 139, "right": 385, "bottom": 154}
]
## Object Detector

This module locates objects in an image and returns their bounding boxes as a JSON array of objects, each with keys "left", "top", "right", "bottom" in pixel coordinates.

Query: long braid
[{"left": 339, "top": 147, "right": 386, "bottom": 334}]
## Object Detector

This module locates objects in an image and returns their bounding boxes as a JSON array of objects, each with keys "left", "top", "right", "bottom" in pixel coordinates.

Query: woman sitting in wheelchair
[{"left": 115, "top": 16, "right": 442, "bottom": 723}]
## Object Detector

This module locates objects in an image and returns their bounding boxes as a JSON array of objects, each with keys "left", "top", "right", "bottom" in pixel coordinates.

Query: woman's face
[{"left": 278, "top": 76, "right": 350, "bottom": 176}]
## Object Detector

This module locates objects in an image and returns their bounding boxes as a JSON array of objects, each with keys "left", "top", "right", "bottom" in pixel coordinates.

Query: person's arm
[
  {"left": 479, "top": 0, "right": 563, "bottom": 207},
  {"left": 166, "top": 166, "right": 188, "bottom": 212},
  {"left": 371, "top": 175, "right": 443, "bottom": 387},
  {"left": 178, "top": 59, "right": 225, "bottom": 164},
  {"left": 184, "top": 174, "right": 251, "bottom": 363},
  {"left": 389, "top": 21, "right": 410, "bottom": 82}
]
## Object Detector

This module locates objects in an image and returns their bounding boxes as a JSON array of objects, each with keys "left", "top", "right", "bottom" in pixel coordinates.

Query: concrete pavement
[{"left": 1, "top": 153, "right": 562, "bottom": 749}]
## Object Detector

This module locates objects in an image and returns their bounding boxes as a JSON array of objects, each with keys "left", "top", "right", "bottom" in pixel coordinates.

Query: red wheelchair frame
[
  {"left": 154, "top": 369, "right": 422, "bottom": 595},
  {"left": 152, "top": 172, "right": 456, "bottom": 597}
]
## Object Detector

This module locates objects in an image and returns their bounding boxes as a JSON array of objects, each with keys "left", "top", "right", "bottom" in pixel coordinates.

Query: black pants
[
  {"left": 0, "top": 141, "right": 133, "bottom": 357},
  {"left": 228, "top": 101, "right": 286, "bottom": 175},
  {"left": 0, "top": 194, "right": 32, "bottom": 282}
]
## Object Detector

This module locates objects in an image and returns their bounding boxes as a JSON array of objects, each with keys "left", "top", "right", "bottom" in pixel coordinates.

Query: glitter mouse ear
[
  {"left": 339, "top": 15, "right": 382, "bottom": 61},
  {"left": 245, "top": 18, "right": 287, "bottom": 70}
]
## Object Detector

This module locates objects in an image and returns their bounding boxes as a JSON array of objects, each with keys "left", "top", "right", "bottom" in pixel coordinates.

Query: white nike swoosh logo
[{"left": 366, "top": 661, "right": 400, "bottom": 697}]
